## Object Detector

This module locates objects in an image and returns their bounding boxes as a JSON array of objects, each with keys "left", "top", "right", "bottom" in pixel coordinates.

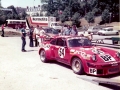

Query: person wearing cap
[{"left": 20, "top": 25, "right": 27, "bottom": 52}]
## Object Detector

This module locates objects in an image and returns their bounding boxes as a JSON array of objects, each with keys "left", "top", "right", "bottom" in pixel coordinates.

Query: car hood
[{"left": 70, "top": 46, "right": 119, "bottom": 63}]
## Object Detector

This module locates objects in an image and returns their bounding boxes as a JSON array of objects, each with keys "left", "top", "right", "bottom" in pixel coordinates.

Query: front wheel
[
  {"left": 39, "top": 50, "right": 47, "bottom": 63},
  {"left": 116, "top": 32, "right": 119, "bottom": 35},
  {"left": 71, "top": 57, "right": 84, "bottom": 75}
]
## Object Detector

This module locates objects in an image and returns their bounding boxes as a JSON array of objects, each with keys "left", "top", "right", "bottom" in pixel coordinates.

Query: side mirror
[{"left": 64, "top": 46, "right": 68, "bottom": 48}]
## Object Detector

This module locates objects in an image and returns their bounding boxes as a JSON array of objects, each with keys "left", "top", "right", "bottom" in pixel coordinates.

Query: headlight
[
  {"left": 116, "top": 52, "right": 120, "bottom": 58},
  {"left": 92, "top": 54, "right": 97, "bottom": 61}
]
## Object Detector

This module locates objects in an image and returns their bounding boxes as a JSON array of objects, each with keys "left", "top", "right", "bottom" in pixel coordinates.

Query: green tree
[
  {"left": 101, "top": 9, "right": 110, "bottom": 25},
  {"left": 18, "top": 11, "right": 27, "bottom": 19},
  {"left": 60, "top": 6, "right": 71, "bottom": 22},
  {"left": 85, "top": 12, "right": 95, "bottom": 25},
  {"left": 71, "top": 12, "right": 81, "bottom": 27}
]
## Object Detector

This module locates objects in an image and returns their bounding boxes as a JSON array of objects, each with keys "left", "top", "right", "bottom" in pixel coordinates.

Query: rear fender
[{"left": 39, "top": 47, "right": 53, "bottom": 60}]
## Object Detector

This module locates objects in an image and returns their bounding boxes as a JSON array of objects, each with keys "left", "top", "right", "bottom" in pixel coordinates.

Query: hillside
[{"left": 64, "top": 16, "right": 120, "bottom": 30}]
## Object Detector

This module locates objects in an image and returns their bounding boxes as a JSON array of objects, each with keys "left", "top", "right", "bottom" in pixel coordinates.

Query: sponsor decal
[
  {"left": 84, "top": 48, "right": 90, "bottom": 50},
  {"left": 74, "top": 50, "right": 91, "bottom": 60},
  {"left": 70, "top": 49, "right": 75, "bottom": 54},
  {"left": 58, "top": 47, "right": 65, "bottom": 58},
  {"left": 100, "top": 54, "right": 115, "bottom": 62},
  {"left": 92, "top": 49, "right": 104, "bottom": 55},
  {"left": 44, "top": 44, "right": 50, "bottom": 50},
  {"left": 89, "top": 68, "right": 97, "bottom": 75}
]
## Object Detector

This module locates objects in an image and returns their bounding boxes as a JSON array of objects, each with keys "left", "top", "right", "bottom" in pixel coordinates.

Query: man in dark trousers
[
  {"left": 1, "top": 24, "right": 5, "bottom": 37},
  {"left": 28, "top": 26, "right": 34, "bottom": 47},
  {"left": 21, "top": 25, "right": 27, "bottom": 52}
]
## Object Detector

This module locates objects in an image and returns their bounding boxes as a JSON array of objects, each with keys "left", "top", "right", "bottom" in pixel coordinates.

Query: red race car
[{"left": 39, "top": 36, "right": 120, "bottom": 76}]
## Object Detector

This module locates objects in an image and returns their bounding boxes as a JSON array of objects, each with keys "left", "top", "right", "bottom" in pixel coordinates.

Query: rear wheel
[
  {"left": 116, "top": 32, "right": 119, "bottom": 35},
  {"left": 71, "top": 57, "right": 84, "bottom": 75},
  {"left": 39, "top": 50, "right": 47, "bottom": 63}
]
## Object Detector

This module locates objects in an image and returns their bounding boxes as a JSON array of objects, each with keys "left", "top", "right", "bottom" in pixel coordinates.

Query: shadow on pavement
[
  {"left": 26, "top": 50, "right": 38, "bottom": 52},
  {"left": 99, "top": 83, "right": 120, "bottom": 90},
  {"left": 48, "top": 60, "right": 71, "bottom": 70}
]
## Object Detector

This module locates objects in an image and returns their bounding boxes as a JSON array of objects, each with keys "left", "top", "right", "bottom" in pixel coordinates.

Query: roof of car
[
  {"left": 55, "top": 35, "right": 87, "bottom": 39},
  {"left": 102, "top": 27, "right": 113, "bottom": 29}
]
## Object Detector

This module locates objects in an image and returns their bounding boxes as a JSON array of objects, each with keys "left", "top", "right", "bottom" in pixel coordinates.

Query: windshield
[
  {"left": 68, "top": 38, "right": 92, "bottom": 47},
  {"left": 44, "top": 28, "right": 59, "bottom": 34}
]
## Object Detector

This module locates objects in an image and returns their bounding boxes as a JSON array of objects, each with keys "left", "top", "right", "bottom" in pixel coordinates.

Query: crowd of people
[
  {"left": 19, "top": 24, "right": 93, "bottom": 52},
  {"left": 0, "top": 24, "right": 93, "bottom": 52}
]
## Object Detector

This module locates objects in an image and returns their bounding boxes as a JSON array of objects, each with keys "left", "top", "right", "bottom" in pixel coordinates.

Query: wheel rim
[
  {"left": 40, "top": 50, "right": 45, "bottom": 61},
  {"left": 72, "top": 59, "right": 81, "bottom": 73}
]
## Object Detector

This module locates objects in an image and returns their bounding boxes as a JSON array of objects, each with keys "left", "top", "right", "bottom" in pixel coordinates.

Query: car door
[
  {"left": 54, "top": 38, "right": 70, "bottom": 64},
  {"left": 49, "top": 38, "right": 57, "bottom": 59},
  {"left": 107, "top": 29, "right": 113, "bottom": 35}
]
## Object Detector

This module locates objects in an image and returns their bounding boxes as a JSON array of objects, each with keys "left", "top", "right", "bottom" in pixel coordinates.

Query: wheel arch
[
  {"left": 70, "top": 55, "right": 85, "bottom": 75},
  {"left": 70, "top": 56, "right": 82, "bottom": 65},
  {"left": 39, "top": 48, "right": 45, "bottom": 55}
]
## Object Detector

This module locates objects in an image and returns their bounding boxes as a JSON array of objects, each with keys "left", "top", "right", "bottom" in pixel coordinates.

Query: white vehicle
[
  {"left": 87, "top": 26, "right": 102, "bottom": 34},
  {"left": 97, "top": 27, "right": 119, "bottom": 35},
  {"left": 26, "top": 16, "right": 62, "bottom": 30},
  {"left": 50, "top": 22, "right": 62, "bottom": 30}
]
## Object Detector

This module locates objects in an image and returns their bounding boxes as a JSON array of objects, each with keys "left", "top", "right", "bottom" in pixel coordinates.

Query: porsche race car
[{"left": 39, "top": 36, "right": 120, "bottom": 76}]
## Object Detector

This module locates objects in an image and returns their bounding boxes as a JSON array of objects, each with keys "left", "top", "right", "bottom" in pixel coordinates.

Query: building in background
[{"left": 26, "top": 0, "right": 47, "bottom": 17}]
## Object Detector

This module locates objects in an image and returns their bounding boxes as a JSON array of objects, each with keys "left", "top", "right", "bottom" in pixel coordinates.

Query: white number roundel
[{"left": 58, "top": 47, "right": 65, "bottom": 58}]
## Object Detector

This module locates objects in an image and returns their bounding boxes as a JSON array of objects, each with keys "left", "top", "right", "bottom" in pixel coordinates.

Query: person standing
[
  {"left": 60, "top": 25, "right": 67, "bottom": 35},
  {"left": 1, "top": 24, "right": 5, "bottom": 37},
  {"left": 34, "top": 25, "right": 40, "bottom": 47},
  {"left": 28, "top": 26, "right": 34, "bottom": 47},
  {"left": 70, "top": 25, "right": 78, "bottom": 36},
  {"left": 38, "top": 27, "right": 45, "bottom": 47},
  {"left": 21, "top": 25, "right": 27, "bottom": 52},
  {"left": 63, "top": 25, "right": 71, "bottom": 35}
]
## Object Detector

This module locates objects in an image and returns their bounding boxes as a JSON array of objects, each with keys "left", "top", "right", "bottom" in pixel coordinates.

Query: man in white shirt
[
  {"left": 34, "top": 25, "right": 40, "bottom": 47},
  {"left": 38, "top": 27, "right": 45, "bottom": 47}
]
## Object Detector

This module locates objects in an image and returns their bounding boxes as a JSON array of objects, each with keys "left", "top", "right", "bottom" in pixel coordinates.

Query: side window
[
  {"left": 56, "top": 38, "right": 67, "bottom": 46},
  {"left": 50, "top": 39, "right": 57, "bottom": 45}
]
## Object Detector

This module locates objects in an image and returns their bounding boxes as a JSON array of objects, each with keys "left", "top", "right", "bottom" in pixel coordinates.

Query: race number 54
[{"left": 58, "top": 47, "right": 65, "bottom": 58}]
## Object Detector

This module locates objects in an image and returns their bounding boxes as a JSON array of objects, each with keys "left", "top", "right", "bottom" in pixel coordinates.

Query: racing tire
[
  {"left": 71, "top": 57, "right": 84, "bottom": 75},
  {"left": 116, "top": 32, "right": 119, "bottom": 35},
  {"left": 39, "top": 50, "right": 47, "bottom": 63}
]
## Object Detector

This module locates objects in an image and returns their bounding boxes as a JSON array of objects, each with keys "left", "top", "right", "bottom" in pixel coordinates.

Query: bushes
[{"left": 85, "top": 12, "right": 95, "bottom": 25}]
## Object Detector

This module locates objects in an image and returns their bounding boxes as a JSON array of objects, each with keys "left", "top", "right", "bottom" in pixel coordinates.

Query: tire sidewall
[
  {"left": 40, "top": 50, "right": 47, "bottom": 63},
  {"left": 71, "top": 57, "right": 84, "bottom": 75}
]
